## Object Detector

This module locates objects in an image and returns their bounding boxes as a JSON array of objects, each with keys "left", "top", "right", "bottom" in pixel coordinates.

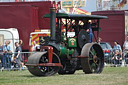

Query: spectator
[
  {"left": 19, "top": 39, "right": 23, "bottom": 50},
  {"left": 3, "top": 40, "right": 12, "bottom": 69},
  {"left": 8, "top": 40, "right": 11, "bottom": 44},
  {"left": 113, "top": 41, "right": 122, "bottom": 55},
  {"left": 97, "top": 37, "right": 102, "bottom": 44},
  {"left": 112, "top": 50, "right": 122, "bottom": 67},
  {"left": 14, "top": 42, "right": 22, "bottom": 68},
  {"left": 19, "top": 40, "right": 23, "bottom": 60},
  {"left": 32, "top": 41, "right": 40, "bottom": 52},
  {"left": 8, "top": 40, "right": 13, "bottom": 68},
  {"left": 124, "top": 53, "right": 128, "bottom": 65},
  {"left": 0, "top": 43, "right": 3, "bottom": 68},
  {"left": 19, "top": 39, "right": 24, "bottom": 69},
  {"left": 123, "top": 36, "right": 128, "bottom": 65},
  {"left": 123, "top": 36, "right": 128, "bottom": 50},
  {"left": 112, "top": 41, "right": 122, "bottom": 66}
]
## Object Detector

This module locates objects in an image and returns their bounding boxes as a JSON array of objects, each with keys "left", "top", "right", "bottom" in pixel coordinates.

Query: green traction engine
[{"left": 26, "top": 7, "right": 108, "bottom": 76}]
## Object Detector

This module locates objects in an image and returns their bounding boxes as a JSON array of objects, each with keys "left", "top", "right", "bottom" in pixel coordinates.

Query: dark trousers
[
  {"left": 3, "top": 54, "right": 11, "bottom": 68},
  {"left": 113, "top": 59, "right": 122, "bottom": 66},
  {"left": 125, "top": 58, "right": 128, "bottom": 64},
  {"left": 14, "top": 58, "right": 21, "bottom": 68},
  {"left": 89, "top": 33, "right": 93, "bottom": 43}
]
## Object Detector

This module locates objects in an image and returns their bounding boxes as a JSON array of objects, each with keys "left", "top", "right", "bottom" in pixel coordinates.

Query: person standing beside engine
[
  {"left": 14, "top": 42, "right": 22, "bottom": 68},
  {"left": 19, "top": 39, "right": 24, "bottom": 69}
]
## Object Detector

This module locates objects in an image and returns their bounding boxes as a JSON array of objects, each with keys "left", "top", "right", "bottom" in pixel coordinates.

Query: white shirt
[
  {"left": 123, "top": 41, "right": 128, "bottom": 50},
  {"left": 32, "top": 44, "right": 40, "bottom": 51}
]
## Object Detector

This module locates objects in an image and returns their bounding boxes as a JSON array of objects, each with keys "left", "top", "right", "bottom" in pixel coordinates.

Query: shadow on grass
[
  {"left": 18, "top": 70, "right": 96, "bottom": 78},
  {"left": 19, "top": 74, "right": 37, "bottom": 78}
]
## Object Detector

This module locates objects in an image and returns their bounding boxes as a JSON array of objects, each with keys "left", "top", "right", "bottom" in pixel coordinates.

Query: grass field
[{"left": 0, "top": 67, "right": 128, "bottom": 85}]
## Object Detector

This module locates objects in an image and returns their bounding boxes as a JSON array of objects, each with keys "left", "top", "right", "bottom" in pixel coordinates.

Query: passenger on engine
[
  {"left": 72, "top": 20, "right": 81, "bottom": 36},
  {"left": 83, "top": 20, "right": 93, "bottom": 43}
]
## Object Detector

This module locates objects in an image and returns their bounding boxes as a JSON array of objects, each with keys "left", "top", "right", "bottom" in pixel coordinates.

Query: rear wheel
[
  {"left": 81, "top": 43, "right": 104, "bottom": 73},
  {"left": 27, "top": 52, "right": 60, "bottom": 76}
]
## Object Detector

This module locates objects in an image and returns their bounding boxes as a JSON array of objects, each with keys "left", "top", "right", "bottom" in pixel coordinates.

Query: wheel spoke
[
  {"left": 95, "top": 62, "right": 99, "bottom": 66},
  {"left": 90, "top": 50, "right": 95, "bottom": 56},
  {"left": 90, "top": 63, "right": 97, "bottom": 72},
  {"left": 81, "top": 43, "right": 104, "bottom": 74},
  {"left": 89, "top": 47, "right": 102, "bottom": 72}
]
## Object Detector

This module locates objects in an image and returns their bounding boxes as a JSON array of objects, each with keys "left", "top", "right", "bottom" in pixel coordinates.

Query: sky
[
  {"left": 83, "top": 0, "right": 128, "bottom": 12},
  {"left": 83, "top": 0, "right": 97, "bottom": 12}
]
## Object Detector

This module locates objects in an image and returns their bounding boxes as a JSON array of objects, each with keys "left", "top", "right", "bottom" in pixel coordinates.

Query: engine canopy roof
[{"left": 43, "top": 13, "right": 108, "bottom": 20}]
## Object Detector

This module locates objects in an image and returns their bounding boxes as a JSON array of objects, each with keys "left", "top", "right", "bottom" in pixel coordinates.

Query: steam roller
[
  {"left": 26, "top": 7, "right": 107, "bottom": 77},
  {"left": 27, "top": 47, "right": 62, "bottom": 76}
]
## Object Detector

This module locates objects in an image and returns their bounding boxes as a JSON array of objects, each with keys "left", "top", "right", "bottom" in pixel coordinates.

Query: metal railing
[
  {"left": 0, "top": 52, "right": 35, "bottom": 71},
  {"left": 104, "top": 51, "right": 128, "bottom": 67}
]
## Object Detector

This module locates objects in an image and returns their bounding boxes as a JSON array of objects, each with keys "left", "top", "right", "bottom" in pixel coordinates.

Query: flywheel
[{"left": 78, "top": 29, "right": 89, "bottom": 48}]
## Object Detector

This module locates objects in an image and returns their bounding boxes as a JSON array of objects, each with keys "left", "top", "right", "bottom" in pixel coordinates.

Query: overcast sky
[
  {"left": 83, "top": 0, "right": 97, "bottom": 12},
  {"left": 83, "top": 0, "right": 128, "bottom": 12}
]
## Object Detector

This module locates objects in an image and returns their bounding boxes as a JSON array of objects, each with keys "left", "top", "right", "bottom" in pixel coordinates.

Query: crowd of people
[
  {"left": 0, "top": 40, "right": 24, "bottom": 70},
  {"left": 98, "top": 36, "right": 128, "bottom": 67},
  {"left": 0, "top": 39, "right": 40, "bottom": 70}
]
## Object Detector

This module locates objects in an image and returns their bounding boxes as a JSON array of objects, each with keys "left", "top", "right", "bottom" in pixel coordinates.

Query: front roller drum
[
  {"left": 81, "top": 43, "right": 104, "bottom": 74},
  {"left": 26, "top": 52, "right": 61, "bottom": 76}
]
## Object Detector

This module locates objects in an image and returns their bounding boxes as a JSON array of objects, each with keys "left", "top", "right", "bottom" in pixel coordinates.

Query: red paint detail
[
  {"left": 72, "top": 42, "right": 74, "bottom": 45},
  {"left": 38, "top": 34, "right": 47, "bottom": 37},
  {"left": 77, "top": 55, "right": 88, "bottom": 58},
  {"left": 26, "top": 63, "right": 63, "bottom": 67},
  {"left": 48, "top": 47, "right": 53, "bottom": 63},
  {"left": 39, "top": 63, "right": 62, "bottom": 67},
  {"left": 40, "top": 46, "right": 53, "bottom": 63}
]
